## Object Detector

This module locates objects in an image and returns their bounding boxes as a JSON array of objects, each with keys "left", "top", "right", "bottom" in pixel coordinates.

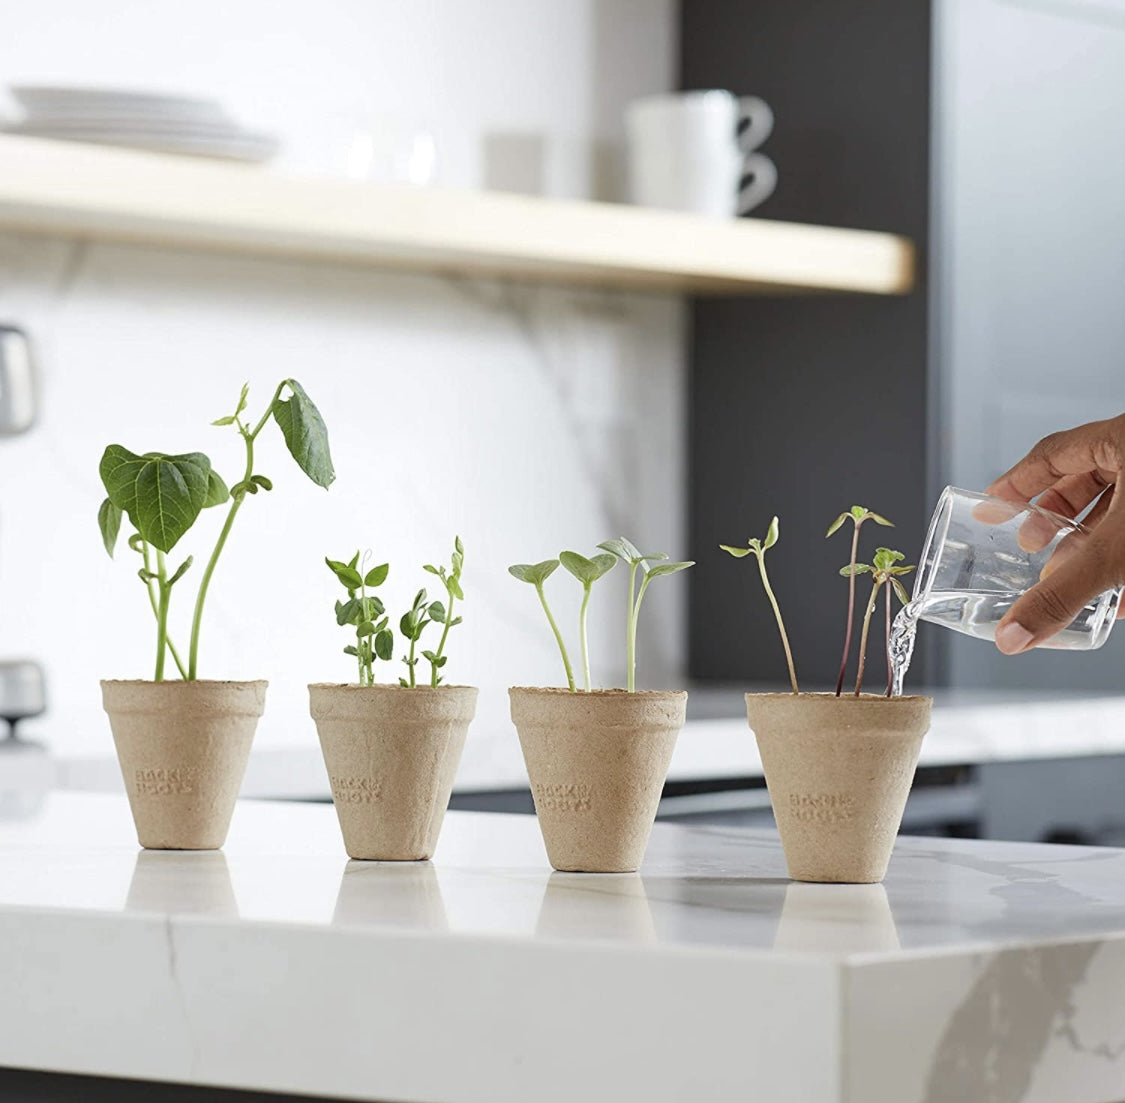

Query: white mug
[{"left": 625, "top": 89, "right": 776, "bottom": 217}]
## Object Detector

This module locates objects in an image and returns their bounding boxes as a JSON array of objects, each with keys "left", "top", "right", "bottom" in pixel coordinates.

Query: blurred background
[{"left": 0, "top": 0, "right": 1122, "bottom": 842}]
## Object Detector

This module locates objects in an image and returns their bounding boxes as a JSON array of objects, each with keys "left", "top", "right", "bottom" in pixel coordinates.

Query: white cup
[{"left": 625, "top": 89, "right": 776, "bottom": 217}]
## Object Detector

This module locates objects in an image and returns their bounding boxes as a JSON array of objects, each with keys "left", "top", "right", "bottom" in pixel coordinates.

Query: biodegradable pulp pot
[
  {"left": 309, "top": 683, "right": 477, "bottom": 861},
  {"left": 510, "top": 687, "right": 687, "bottom": 873},
  {"left": 101, "top": 679, "right": 267, "bottom": 851},
  {"left": 746, "top": 693, "right": 932, "bottom": 884}
]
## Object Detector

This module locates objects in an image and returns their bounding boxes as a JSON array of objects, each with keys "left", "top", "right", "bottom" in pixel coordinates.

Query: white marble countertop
[
  {"left": 36, "top": 688, "right": 1125, "bottom": 799},
  {"left": 3, "top": 793, "right": 1125, "bottom": 1102}
]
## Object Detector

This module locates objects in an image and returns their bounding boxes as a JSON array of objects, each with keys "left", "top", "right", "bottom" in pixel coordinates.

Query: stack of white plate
[{"left": 2, "top": 86, "right": 279, "bottom": 162}]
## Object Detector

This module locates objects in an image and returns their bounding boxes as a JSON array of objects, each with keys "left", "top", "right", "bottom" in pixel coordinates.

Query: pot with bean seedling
[
  {"left": 508, "top": 539, "right": 693, "bottom": 873},
  {"left": 309, "top": 538, "right": 476, "bottom": 861},
  {"left": 97, "top": 380, "right": 335, "bottom": 850},
  {"left": 722, "top": 511, "right": 931, "bottom": 884}
]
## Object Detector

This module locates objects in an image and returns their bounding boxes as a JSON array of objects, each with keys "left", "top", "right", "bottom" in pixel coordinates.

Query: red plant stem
[
  {"left": 885, "top": 582, "right": 893, "bottom": 697},
  {"left": 834, "top": 521, "right": 862, "bottom": 696}
]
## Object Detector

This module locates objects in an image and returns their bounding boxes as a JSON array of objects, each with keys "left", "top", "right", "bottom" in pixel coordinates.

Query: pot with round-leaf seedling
[
  {"left": 309, "top": 538, "right": 476, "bottom": 861},
  {"left": 508, "top": 539, "right": 693, "bottom": 873},
  {"left": 97, "top": 379, "right": 335, "bottom": 850},
  {"left": 722, "top": 513, "right": 932, "bottom": 884}
]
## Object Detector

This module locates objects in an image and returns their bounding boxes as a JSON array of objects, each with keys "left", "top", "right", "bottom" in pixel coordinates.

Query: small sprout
[
  {"left": 597, "top": 537, "right": 691, "bottom": 692},
  {"left": 721, "top": 517, "right": 798, "bottom": 694},
  {"left": 327, "top": 551, "right": 392, "bottom": 686},
  {"left": 560, "top": 551, "right": 617, "bottom": 692},
  {"left": 512, "top": 539, "right": 691, "bottom": 693},
  {"left": 849, "top": 547, "right": 915, "bottom": 697},
  {"left": 826, "top": 505, "right": 895, "bottom": 696},
  {"left": 509, "top": 558, "right": 574, "bottom": 691}
]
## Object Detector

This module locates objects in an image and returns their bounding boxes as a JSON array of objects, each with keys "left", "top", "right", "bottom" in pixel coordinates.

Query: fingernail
[{"left": 995, "top": 622, "right": 1034, "bottom": 654}]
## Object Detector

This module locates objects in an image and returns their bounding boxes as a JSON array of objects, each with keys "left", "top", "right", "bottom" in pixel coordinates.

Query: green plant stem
[
  {"left": 431, "top": 586, "right": 456, "bottom": 687},
  {"left": 626, "top": 561, "right": 640, "bottom": 693},
  {"left": 578, "top": 584, "right": 592, "bottom": 692},
  {"left": 835, "top": 521, "right": 862, "bottom": 697},
  {"left": 885, "top": 581, "right": 893, "bottom": 698},
  {"left": 407, "top": 631, "right": 418, "bottom": 688},
  {"left": 142, "top": 542, "right": 186, "bottom": 679},
  {"left": 536, "top": 581, "right": 575, "bottom": 692},
  {"left": 627, "top": 573, "right": 656, "bottom": 694},
  {"left": 187, "top": 382, "right": 285, "bottom": 679},
  {"left": 854, "top": 578, "right": 882, "bottom": 697},
  {"left": 358, "top": 587, "right": 372, "bottom": 686},
  {"left": 154, "top": 551, "right": 171, "bottom": 682},
  {"left": 756, "top": 552, "right": 799, "bottom": 695}
]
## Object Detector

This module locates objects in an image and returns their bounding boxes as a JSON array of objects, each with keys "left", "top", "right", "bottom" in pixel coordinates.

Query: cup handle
[
  {"left": 737, "top": 95, "right": 774, "bottom": 153},
  {"left": 738, "top": 153, "right": 777, "bottom": 215}
]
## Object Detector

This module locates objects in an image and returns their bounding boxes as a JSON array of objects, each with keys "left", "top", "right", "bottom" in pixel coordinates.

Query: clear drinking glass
[{"left": 912, "top": 486, "right": 1122, "bottom": 650}]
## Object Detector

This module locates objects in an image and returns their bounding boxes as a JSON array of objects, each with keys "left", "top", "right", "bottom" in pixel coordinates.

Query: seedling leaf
[
  {"left": 204, "top": 470, "right": 230, "bottom": 508},
  {"left": 892, "top": 578, "right": 912, "bottom": 605},
  {"left": 825, "top": 512, "right": 849, "bottom": 538},
  {"left": 168, "top": 556, "right": 194, "bottom": 585},
  {"left": 364, "top": 563, "right": 389, "bottom": 587},
  {"left": 508, "top": 560, "right": 559, "bottom": 586},
  {"left": 374, "top": 630, "right": 394, "bottom": 661},
  {"left": 645, "top": 560, "right": 694, "bottom": 578},
  {"left": 840, "top": 563, "right": 872, "bottom": 576},
  {"left": 99, "top": 446, "right": 212, "bottom": 554},
  {"left": 597, "top": 537, "right": 644, "bottom": 564},
  {"left": 764, "top": 516, "right": 779, "bottom": 550},
  {"left": 98, "top": 498, "right": 122, "bottom": 557},
  {"left": 271, "top": 379, "right": 335, "bottom": 489},
  {"left": 560, "top": 550, "right": 617, "bottom": 585}
]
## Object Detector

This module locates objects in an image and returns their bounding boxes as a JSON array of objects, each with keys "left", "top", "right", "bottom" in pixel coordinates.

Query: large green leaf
[
  {"left": 271, "top": 379, "right": 335, "bottom": 488},
  {"left": 99, "top": 446, "right": 211, "bottom": 553},
  {"left": 97, "top": 498, "right": 122, "bottom": 557}
]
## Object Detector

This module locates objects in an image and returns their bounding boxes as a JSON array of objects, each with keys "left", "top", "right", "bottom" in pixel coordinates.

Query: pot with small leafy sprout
[
  {"left": 722, "top": 513, "right": 931, "bottom": 884},
  {"left": 97, "top": 380, "right": 334, "bottom": 850},
  {"left": 309, "top": 538, "right": 476, "bottom": 861},
  {"left": 508, "top": 539, "right": 693, "bottom": 873}
]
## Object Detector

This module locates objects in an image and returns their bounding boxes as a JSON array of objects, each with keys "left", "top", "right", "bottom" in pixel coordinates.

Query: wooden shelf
[{"left": 0, "top": 135, "right": 914, "bottom": 295}]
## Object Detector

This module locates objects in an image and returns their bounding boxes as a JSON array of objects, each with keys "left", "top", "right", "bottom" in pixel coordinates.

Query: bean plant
[
  {"left": 509, "top": 537, "right": 692, "bottom": 692},
  {"left": 98, "top": 380, "right": 334, "bottom": 681}
]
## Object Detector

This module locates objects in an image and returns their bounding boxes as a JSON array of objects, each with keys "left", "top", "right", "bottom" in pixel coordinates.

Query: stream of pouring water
[{"left": 889, "top": 601, "right": 921, "bottom": 698}]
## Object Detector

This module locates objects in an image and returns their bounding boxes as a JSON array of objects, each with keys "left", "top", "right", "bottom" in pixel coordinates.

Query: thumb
[{"left": 995, "top": 539, "right": 1117, "bottom": 654}]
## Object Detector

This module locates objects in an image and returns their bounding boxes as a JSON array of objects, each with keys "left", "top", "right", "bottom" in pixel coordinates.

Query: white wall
[{"left": 0, "top": 0, "right": 687, "bottom": 770}]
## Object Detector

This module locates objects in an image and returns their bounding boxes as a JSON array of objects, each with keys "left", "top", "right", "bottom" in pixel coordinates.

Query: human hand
[{"left": 984, "top": 414, "right": 1125, "bottom": 654}]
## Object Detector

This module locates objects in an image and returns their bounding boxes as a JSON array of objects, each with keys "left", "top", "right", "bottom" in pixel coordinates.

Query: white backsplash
[
  {"left": 0, "top": 0, "right": 684, "bottom": 771},
  {"left": 0, "top": 237, "right": 686, "bottom": 762}
]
